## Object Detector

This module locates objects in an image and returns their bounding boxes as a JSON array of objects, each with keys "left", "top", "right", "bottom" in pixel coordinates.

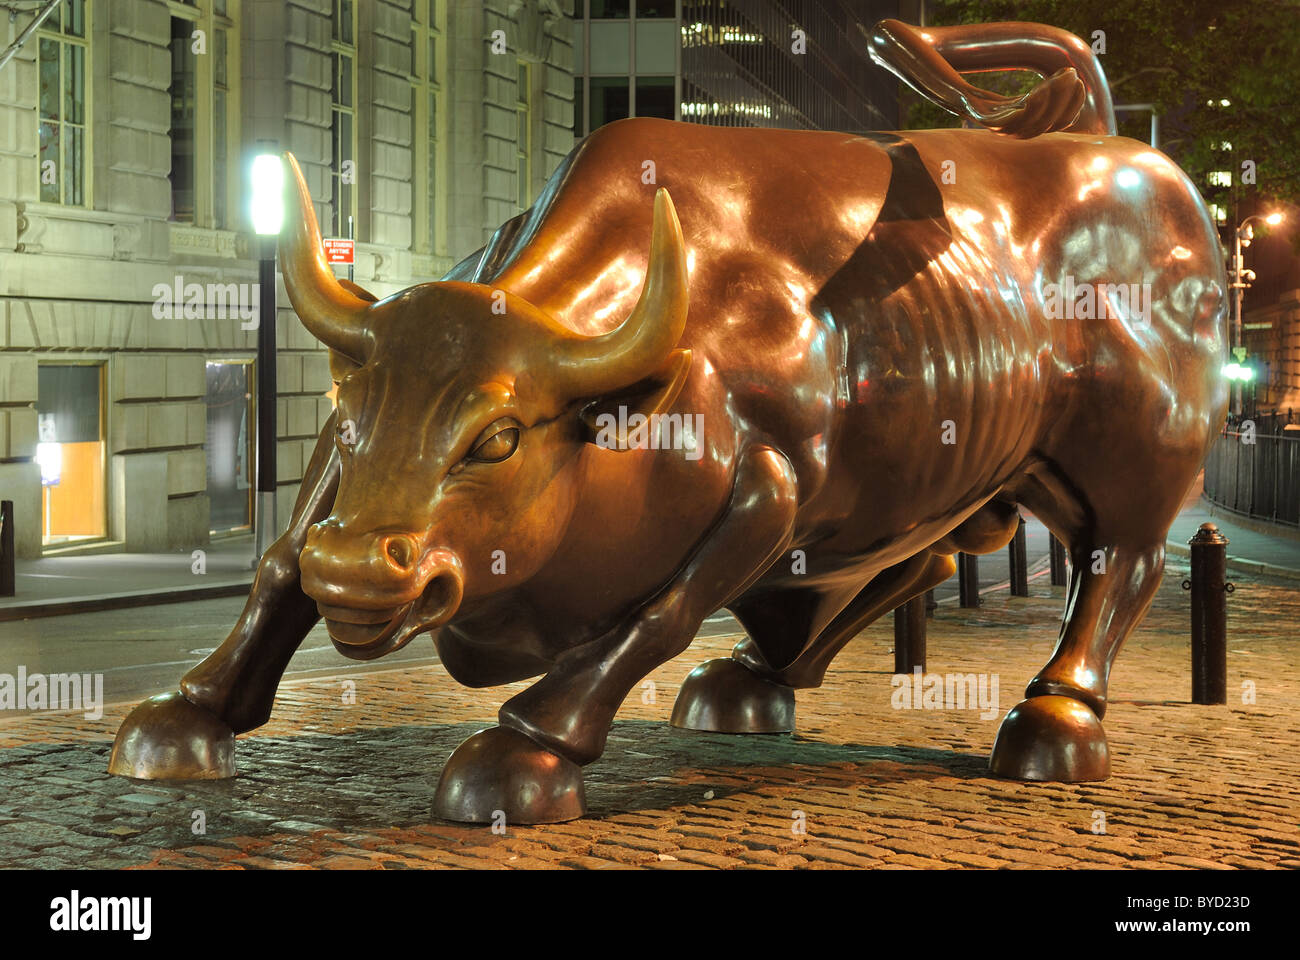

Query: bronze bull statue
[{"left": 110, "top": 19, "right": 1227, "bottom": 823}]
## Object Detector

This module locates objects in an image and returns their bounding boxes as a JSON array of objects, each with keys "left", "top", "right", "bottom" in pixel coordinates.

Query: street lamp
[
  {"left": 250, "top": 151, "right": 284, "bottom": 566},
  {"left": 1228, "top": 211, "right": 1285, "bottom": 416}
]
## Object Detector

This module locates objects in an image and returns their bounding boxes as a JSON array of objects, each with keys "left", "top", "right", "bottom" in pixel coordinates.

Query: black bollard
[
  {"left": 958, "top": 552, "right": 980, "bottom": 607},
  {"left": 893, "top": 594, "right": 926, "bottom": 673},
  {"left": 1009, "top": 515, "right": 1028, "bottom": 597},
  {"left": 1186, "top": 523, "right": 1229, "bottom": 705},
  {"left": 1049, "top": 534, "right": 1068, "bottom": 587},
  {"left": 0, "top": 500, "right": 13, "bottom": 597}
]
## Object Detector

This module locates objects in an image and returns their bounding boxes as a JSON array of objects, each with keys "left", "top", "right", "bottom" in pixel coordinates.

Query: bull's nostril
[
  {"left": 414, "top": 567, "right": 464, "bottom": 627},
  {"left": 383, "top": 535, "right": 417, "bottom": 570}
]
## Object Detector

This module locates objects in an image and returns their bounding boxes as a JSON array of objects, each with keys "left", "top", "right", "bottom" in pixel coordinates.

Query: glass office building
[{"left": 573, "top": 0, "right": 922, "bottom": 137}]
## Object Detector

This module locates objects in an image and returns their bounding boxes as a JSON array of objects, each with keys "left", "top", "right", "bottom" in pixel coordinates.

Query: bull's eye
[{"left": 467, "top": 419, "right": 520, "bottom": 463}]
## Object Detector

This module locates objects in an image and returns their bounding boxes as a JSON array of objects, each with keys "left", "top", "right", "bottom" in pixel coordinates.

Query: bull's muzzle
[{"left": 299, "top": 525, "right": 464, "bottom": 659}]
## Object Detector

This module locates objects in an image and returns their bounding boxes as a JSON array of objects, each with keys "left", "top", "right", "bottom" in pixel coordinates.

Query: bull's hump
[{"left": 494, "top": 119, "right": 897, "bottom": 333}]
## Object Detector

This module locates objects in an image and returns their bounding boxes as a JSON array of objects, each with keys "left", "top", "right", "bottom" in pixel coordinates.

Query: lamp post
[
  {"left": 1229, "top": 211, "right": 1283, "bottom": 416},
  {"left": 250, "top": 152, "right": 284, "bottom": 565}
]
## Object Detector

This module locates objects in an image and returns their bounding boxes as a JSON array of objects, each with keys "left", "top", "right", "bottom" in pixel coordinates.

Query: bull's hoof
[
  {"left": 670, "top": 658, "right": 795, "bottom": 734},
  {"left": 108, "top": 691, "right": 236, "bottom": 780},
  {"left": 434, "top": 726, "right": 586, "bottom": 825},
  {"left": 989, "top": 695, "right": 1110, "bottom": 782}
]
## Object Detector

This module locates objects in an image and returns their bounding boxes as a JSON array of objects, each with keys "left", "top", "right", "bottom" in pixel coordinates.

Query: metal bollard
[
  {"left": 0, "top": 500, "right": 13, "bottom": 597},
  {"left": 1009, "top": 515, "right": 1028, "bottom": 596},
  {"left": 1049, "top": 534, "right": 1068, "bottom": 586},
  {"left": 893, "top": 593, "right": 926, "bottom": 673},
  {"left": 958, "top": 552, "right": 980, "bottom": 607},
  {"left": 1184, "top": 523, "right": 1230, "bottom": 705}
]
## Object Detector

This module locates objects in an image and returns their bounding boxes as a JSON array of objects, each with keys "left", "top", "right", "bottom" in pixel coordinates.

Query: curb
[
  {"left": 0, "top": 580, "right": 253, "bottom": 622},
  {"left": 1164, "top": 539, "right": 1300, "bottom": 582}
]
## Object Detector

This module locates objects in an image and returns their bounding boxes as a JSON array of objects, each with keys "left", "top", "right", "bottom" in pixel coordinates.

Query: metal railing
[{"left": 1203, "top": 427, "right": 1300, "bottom": 527}]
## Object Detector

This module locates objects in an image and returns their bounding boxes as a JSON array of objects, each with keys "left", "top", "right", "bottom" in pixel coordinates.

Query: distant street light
[
  {"left": 1222, "top": 363, "right": 1255, "bottom": 382},
  {"left": 1229, "top": 210, "right": 1286, "bottom": 416},
  {"left": 251, "top": 151, "right": 284, "bottom": 566}
]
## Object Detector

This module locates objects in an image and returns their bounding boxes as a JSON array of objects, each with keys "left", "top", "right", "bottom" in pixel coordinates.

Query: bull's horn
[
  {"left": 280, "top": 152, "right": 372, "bottom": 360},
  {"left": 552, "top": 188, "right": 689, "bottom": 395}
]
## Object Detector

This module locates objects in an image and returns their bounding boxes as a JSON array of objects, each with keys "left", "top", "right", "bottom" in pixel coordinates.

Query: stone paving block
[{"left": 2, "top": 560, "right": 1299, "bottom": 869}]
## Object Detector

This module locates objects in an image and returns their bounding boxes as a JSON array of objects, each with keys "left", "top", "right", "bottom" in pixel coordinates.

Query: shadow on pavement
[{"left": 0, "top": 719, "right": 992, "bottom": 865}]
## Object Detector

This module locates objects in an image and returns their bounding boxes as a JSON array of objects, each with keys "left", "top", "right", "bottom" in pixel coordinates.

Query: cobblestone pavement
[{"left": 2, "top": 552, "right": 1298, "bottom": 870}]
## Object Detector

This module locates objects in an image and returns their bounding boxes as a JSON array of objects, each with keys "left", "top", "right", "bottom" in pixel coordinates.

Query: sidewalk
[
  {"left": 1167, "top": 504, "right": 1300, "bottom": 580},
  {"left": 0, "top": 536, "right": 255, "bottom": 621}
]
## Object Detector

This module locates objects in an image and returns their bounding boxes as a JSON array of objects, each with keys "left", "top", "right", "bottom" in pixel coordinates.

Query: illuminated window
[
  {"left": 205, "top": 361, "right": 254, "bottom": 533},
  {"left": 37, "top": 363, "right": 106, "bottom": 545}
]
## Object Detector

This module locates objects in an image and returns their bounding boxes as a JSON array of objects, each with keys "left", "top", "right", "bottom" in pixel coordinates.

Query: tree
[{"left": 905, "top": 0, "right": 1300, "bottom": 245}]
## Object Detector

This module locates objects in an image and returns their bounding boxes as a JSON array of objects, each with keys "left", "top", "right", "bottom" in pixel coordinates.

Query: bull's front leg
[
  {"left": 433, "top": 445, "right": 799, "bottom": 824},
  {"left": 107, "top": 413, "right": 341, "bottom": 780}
]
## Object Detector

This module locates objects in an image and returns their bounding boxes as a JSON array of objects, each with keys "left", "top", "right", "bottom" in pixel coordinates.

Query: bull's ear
[
  {"left": 326, "top": 280, "right": 375, "bottom": 379},
  {"left": 329, "top": 350, "right": 362, "bottom": 381},
  {"left": 579, "top": 349, "right": 692, "bottom": 448}
]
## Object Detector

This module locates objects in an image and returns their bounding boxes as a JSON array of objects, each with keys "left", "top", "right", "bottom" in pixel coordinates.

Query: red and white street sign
[{"left": 323, "top": 238, "right": 355, "bottom": 264}]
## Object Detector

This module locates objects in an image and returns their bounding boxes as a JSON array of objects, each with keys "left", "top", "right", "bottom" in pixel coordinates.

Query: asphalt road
[{"left": 0, "top": 519, "right": 1054, "bottom": 712}]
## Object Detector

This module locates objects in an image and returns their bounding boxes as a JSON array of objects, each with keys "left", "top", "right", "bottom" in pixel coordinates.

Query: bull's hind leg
[
  {"left": 990, "top": 537, "right": 1164, "bottom": 781},
  {"left": 671, "top": 551, "right": 956, "bottom": 736},
  {"left": 672, "top": 496, "right": 1019, "bottom": 728},
  {"left": 108, "top": 415, "right": 341, "bottom": 780},
  {"left": 433, "top": 445, "right": 799, "bottom": 824},
  {"left": 991, "top": 463, "right": 1170, "bottom": 781}
]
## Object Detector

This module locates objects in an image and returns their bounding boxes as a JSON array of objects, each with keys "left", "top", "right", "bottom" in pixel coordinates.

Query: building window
[
  {"left": 36, "top": 363, "right": 106, "bottom": 545},
  {"left": 36, "top": 0, "right": 89, "bottom": 206},
  {"left": 516, "top": 60, "right": 532, "bottom": 210},
  {"left": 331, "top": 0, "right": 357, "bottom": 238},
  {"left": 413, "top": 0, "right": 446, "bottom": 255},
  {"left": 205, "top": 361, "right": 253, "bottom": 534},
  {"left": 167, "top": 1, "right": 239, "bottom": 228},
  {"left": 636, "top": 76, "right": 674, "bottom": 119},
  {"left": 213, "top": 25, "right": 230, "bottom": 228},
  {"left": 591, "top": 0, "right": 630, "bottom": 17},
  {"left": 635, "top": 0, "right": 675, "bottom": 16},
  {"left": 332, "top": 0, "right": 354, "bottom": 44},
  {"left": 169, "top": 17, "right": 197, "bottom": 221},
  {"left": 579, "top": 0, "right": 678, "bottom": 134},
  {"left": 573, "top": 74, "right": 584, "bottom": 139},
  {"left": 588, "top": 76, "right": 628, "bottom": 131}
]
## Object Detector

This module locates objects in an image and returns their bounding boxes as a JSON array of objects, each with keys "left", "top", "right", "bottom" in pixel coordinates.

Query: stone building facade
[
  {"left": 1243, "top": 289, "right": 1300, "bottom": 415},
  {"left": 0, "top": 0, "right": 575, "bottom": 558}
]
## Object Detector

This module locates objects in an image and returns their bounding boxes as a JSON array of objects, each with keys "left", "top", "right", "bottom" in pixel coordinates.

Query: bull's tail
[{"left": 867, "top": 19, "right": 1117, "bottom": 139}]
